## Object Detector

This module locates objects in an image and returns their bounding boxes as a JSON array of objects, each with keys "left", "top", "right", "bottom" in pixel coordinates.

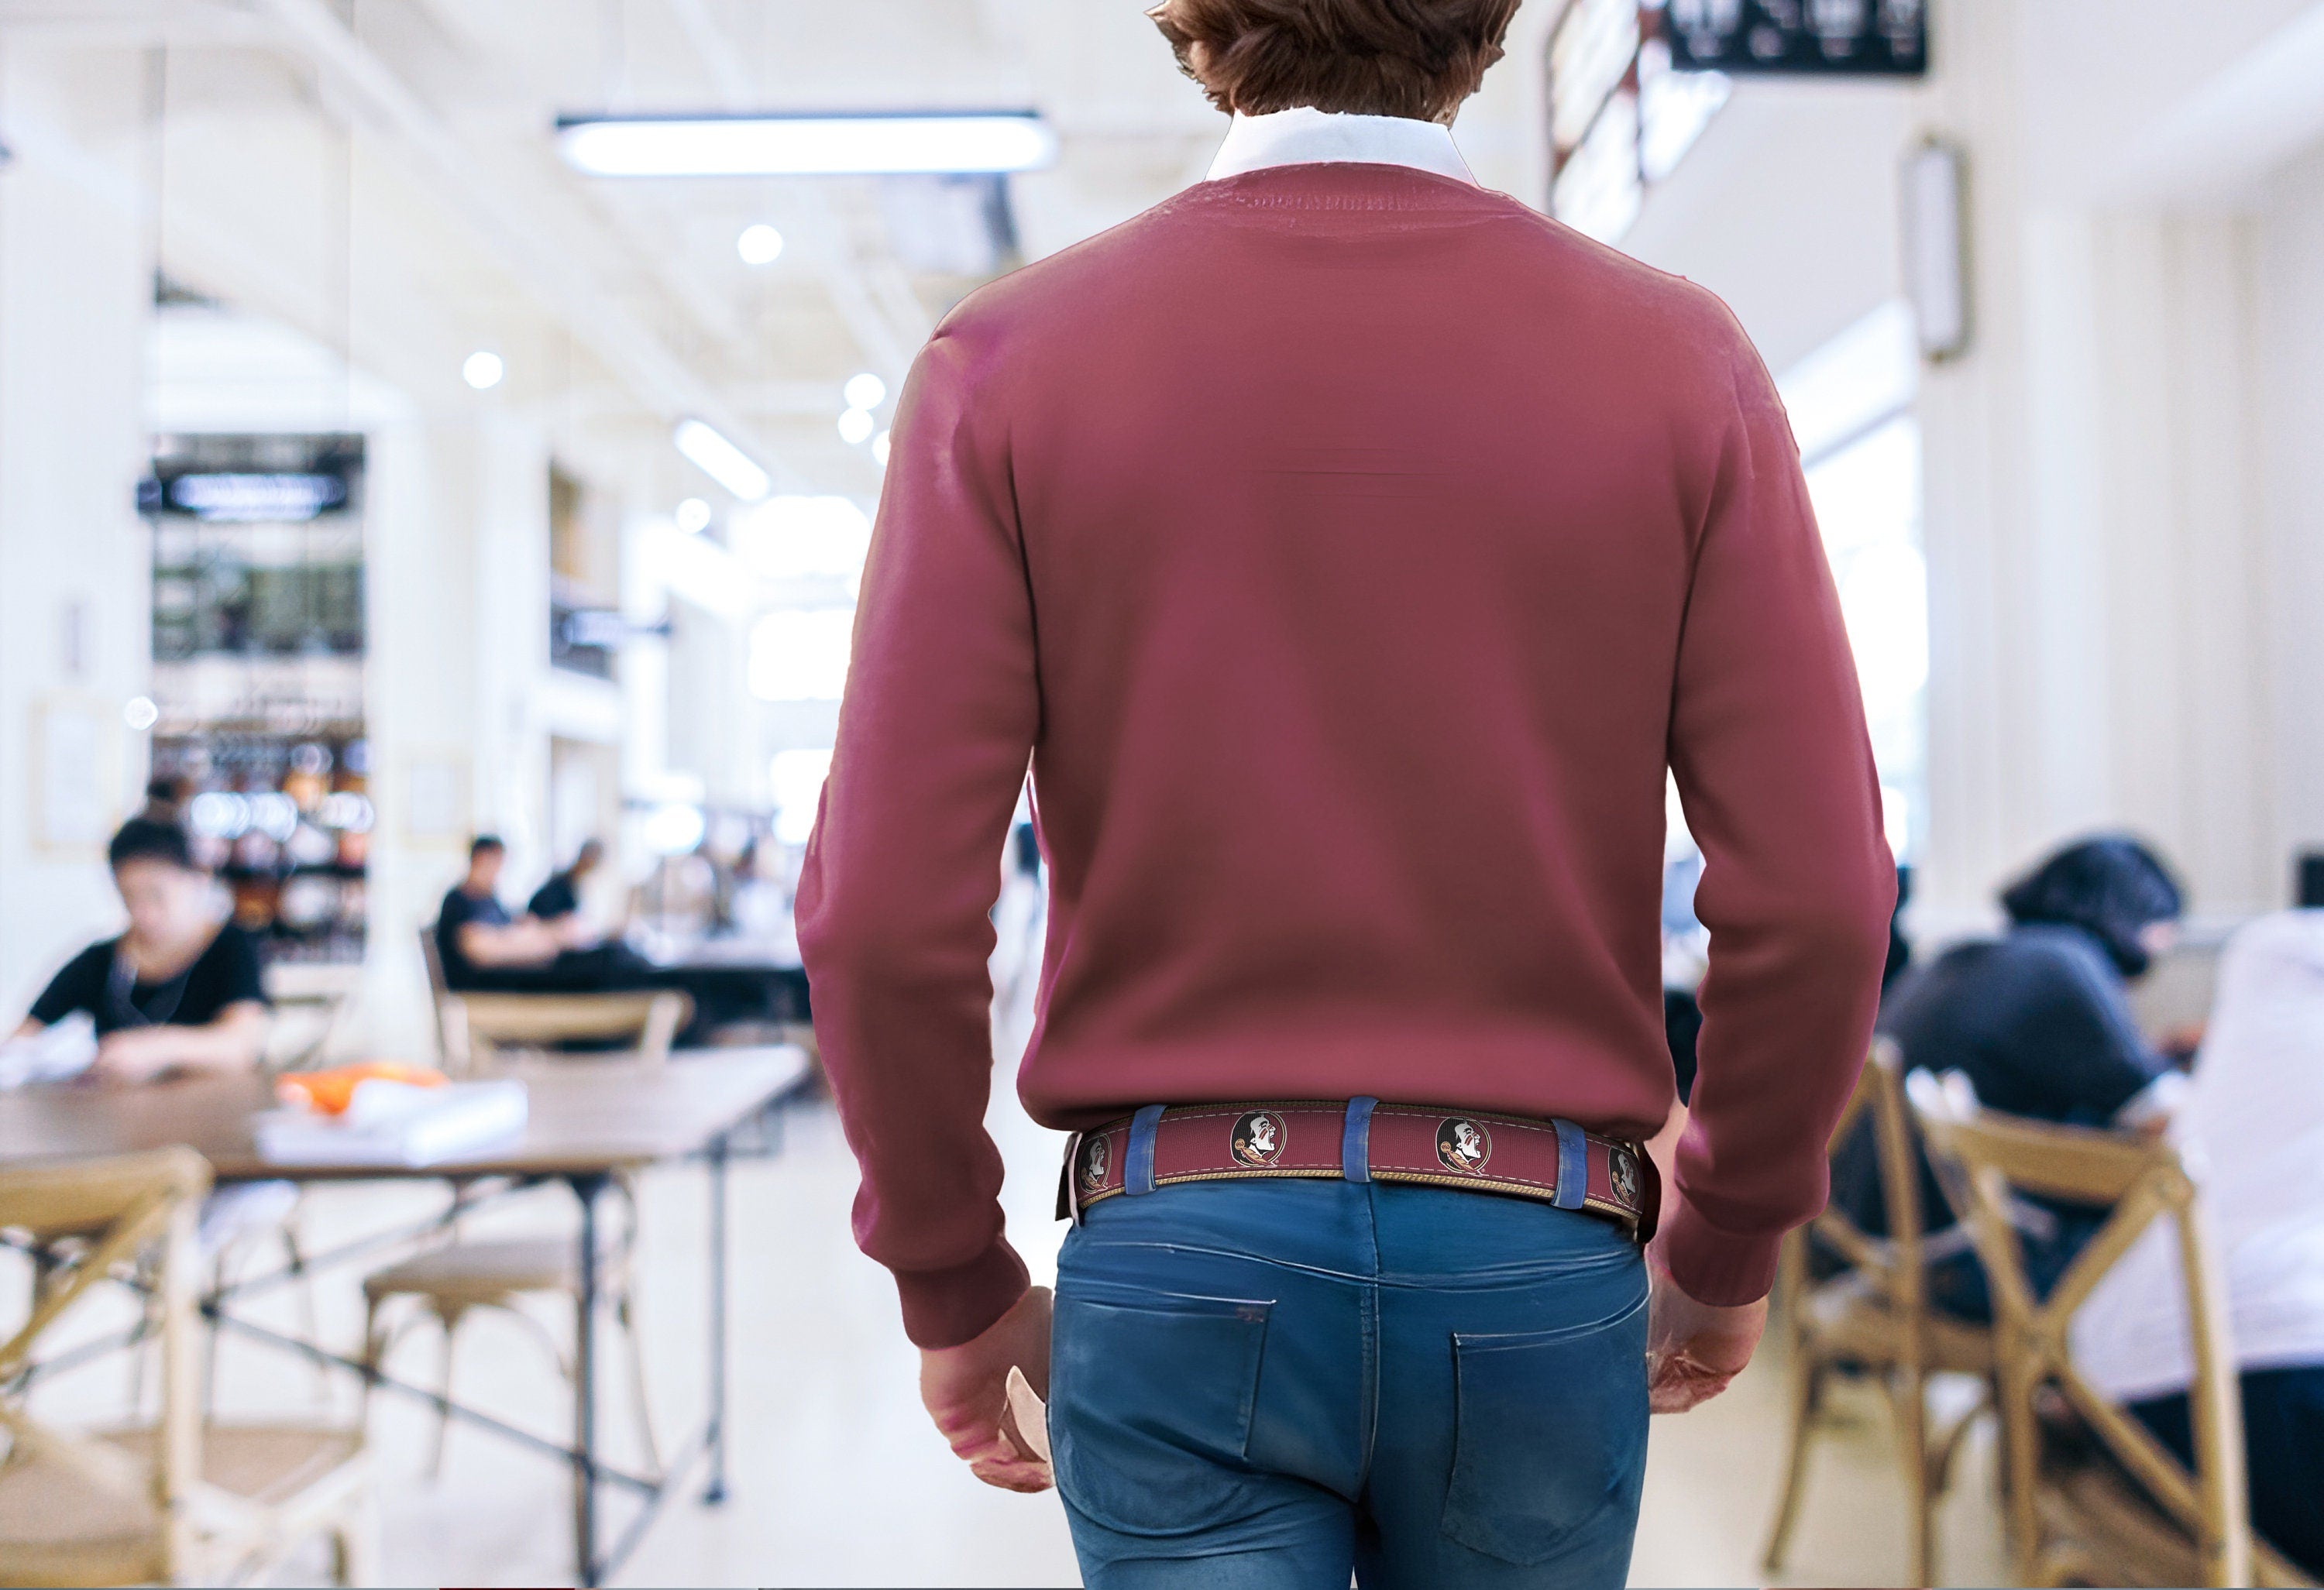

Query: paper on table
[
  {"left": 0, "top": 1011, "right": 98, "bottom": 1090},
  {"left": 254, "top": 1078, "right": 528, "bottom": 1166}
]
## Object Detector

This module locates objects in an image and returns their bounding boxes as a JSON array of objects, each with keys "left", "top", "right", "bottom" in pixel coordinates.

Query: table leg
[
  {"left": 570, "top": 1171, "right": 609, "bottom": 1586},
  {"left": 704, "top": 1133, "right": 730, "bottom": 1505}
]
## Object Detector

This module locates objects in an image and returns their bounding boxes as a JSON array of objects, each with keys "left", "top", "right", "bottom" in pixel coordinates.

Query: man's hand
[
  {"left": 919, "top": 1283, "right": 1054, "bottom": 1493},
  {"left": 1645, "top": 1241, "right": 1766, "bottom": 1413}
]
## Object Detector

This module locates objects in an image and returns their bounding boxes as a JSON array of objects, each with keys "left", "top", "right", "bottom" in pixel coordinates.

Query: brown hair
[{"left": 1147, "top": 0, "right": 1522, "bottom": 122}]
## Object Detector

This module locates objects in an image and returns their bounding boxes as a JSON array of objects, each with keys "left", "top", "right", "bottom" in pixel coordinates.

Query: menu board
[{"left": 1665, "top": 0, "right": 1927, "bottom": 76}]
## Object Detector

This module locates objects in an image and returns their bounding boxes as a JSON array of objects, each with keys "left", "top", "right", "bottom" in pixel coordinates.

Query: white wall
[
  {"left": 1606, "top": 0, "right": 2324, "bottom": 932},
  {"left": 2257, "top": 142, "right": 2324, "bottom": 878},
  {"left": 0, "top": 45, "right": 155, "bottom": 1015}
]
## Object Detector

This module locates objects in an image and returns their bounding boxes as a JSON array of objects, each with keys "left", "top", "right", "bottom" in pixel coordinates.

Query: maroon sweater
[{"left": 798, "top": 162, "right": 1894, "bottom": 1349}]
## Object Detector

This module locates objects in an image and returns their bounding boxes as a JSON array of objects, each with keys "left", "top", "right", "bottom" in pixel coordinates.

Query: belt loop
[
  {"left": 1552, "top": 1118, "right": 1589, "bottom": 1211},
  {"left": 1342, "top": 1097, "right": 1378, "bottom": 1183},
  {"left": 1125, "top": 1105, "right": 1167, "bottom": 1197}
]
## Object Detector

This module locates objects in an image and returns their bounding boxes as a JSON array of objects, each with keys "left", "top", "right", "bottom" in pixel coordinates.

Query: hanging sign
[{"left": 1664, "top": 0, "right": 1928, "bottom": 77}]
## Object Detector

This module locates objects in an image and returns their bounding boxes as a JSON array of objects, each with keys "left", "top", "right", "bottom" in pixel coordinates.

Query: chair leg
[
  {"left": 283, "top": 1214, "right": 332, "bottom": 1408},
  {"left": 1998, "top": 1365, "right": 2043, "bottom": 1586},
  {"left": 427, "top": 1306, "right": 465, "bottom": 1479},
  {"left": 617, "top": 1284, "right": 661, "bottom": 1475},
  {"left": 332, "top": 1484, "right": 381, "bottom": 1586},
  {"left": 1762, "top": 1352, "right": 1827, "bottom": 1572},
  {"left": 1891, "top": 1367, "right": 1935, "bottom": 1588}
]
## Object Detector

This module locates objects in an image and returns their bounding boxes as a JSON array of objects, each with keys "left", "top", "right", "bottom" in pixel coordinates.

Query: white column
[{"left": 0, "top": 44, "right": 155, "bottom": 1011}]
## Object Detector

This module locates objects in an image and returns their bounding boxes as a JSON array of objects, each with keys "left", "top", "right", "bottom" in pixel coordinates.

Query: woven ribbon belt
[{"left": 1057, "top": 1097, "right": 1659, "bottom": 1243}]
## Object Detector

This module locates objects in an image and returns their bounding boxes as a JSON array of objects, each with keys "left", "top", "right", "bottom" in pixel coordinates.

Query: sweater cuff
[
  {"left": 893, "top": 1238, "right": 1032, "bottom": 1350},
  {"left": 1656, "top": 1193, "right": 1783, "bottom": 1307}
]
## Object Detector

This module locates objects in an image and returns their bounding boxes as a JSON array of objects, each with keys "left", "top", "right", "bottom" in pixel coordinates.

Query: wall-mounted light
[
  {"left": 673, "top": 418, "right": 772, "bottom": 501},
  {"left": 556, "top": 112, "right": 1058, "bottom": 177},
  {"left": 1902, "top": 136, "right": 1971, "bottom": 363}
]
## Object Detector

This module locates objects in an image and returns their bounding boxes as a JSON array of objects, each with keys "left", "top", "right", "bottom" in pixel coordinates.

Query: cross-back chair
[
  {"left": 1909, "top": 1069, "right": 2313, "bottom": 1589},
  {"left": 1763, "top": 1038, "right": 1992, "bottom": 1585},
  {"left": 418, "top": 924, "right": 690, "bottom": 1075},
  {"left": 0, "top": 1148, "right": 373, "bottom": 1586},
  {"left": 387, "top": 925, "right": 674, "bottom": 1480}
]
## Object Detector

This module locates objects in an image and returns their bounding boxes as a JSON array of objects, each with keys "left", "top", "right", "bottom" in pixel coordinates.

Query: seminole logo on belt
[
  {"left": 1437, "top": 1117, "right": 1492, "bottom": 1173},
  {"left": 1230, "top": 1111, "right": 1284, "bottom": 1167},
  {"left": 1078, "top": 1133, "right": 1111, "bottom": 1192},
  {"left": 1608, "top": 1145, "right": 1639, "bottom": 1208}
]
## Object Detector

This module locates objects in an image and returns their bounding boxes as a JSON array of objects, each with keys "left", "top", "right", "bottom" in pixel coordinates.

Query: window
[{"left": 1781, "top": 303, "right": 1926, "bottom": 859}]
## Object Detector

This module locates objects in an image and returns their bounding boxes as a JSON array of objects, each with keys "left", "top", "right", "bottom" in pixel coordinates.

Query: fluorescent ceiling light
[
  {"left": 674, "top": 418, "right": 772, "bottom": 501},
  {"left": 557, "top": 112, "right": 1058, "bottom": 177}
]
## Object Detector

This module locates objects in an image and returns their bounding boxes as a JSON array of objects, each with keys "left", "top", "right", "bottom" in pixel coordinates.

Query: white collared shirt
[{"left": 1205, "top": 105, "right": 1477, "bottom": 186}]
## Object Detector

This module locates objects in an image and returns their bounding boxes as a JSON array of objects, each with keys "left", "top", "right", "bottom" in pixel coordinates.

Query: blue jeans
[{"left": 1051, "top": 1178, "right": 1650, "bottom": 1589}]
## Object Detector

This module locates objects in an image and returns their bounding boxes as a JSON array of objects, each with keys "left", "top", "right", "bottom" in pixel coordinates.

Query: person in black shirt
[
  {"left": 12, "top": 819, "right": 271, "bottom": 1082},
  {"left": 1831, "top": 835, "right": 2187, "bottom": 1320},
  {"left": 527, "top": 838, "right": 603, "bottom": 924},
  {"left": 435, "top": 836, "right": 605, "bottom": 990}
]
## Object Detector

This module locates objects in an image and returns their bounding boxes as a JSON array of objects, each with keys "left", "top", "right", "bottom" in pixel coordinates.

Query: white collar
[{"left": 1205, "top": 106, "right": 1476, "bottom": 186}]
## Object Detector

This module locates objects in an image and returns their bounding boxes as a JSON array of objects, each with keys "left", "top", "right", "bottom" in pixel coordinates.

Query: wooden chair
[
  {"left": 0, "top": 1148, "right": 374, "bottom": 1586},
  {"left": 418, "top": 925, "right": 690, "bottom": 1076},
  {"left": 378, "top": 927, "right": 682, "bottom": 1478},
  {"left": 1909, "top": 1070, "right": 2314, "bottom": 1589},
  {"left": 1762, "top": 1039, "right": 1993, "bottom": 1585}
]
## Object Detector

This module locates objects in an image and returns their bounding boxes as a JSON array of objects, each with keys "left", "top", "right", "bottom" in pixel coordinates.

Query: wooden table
[{"left": 0, "top": 1048, "right": 809, "bottom": 1585}]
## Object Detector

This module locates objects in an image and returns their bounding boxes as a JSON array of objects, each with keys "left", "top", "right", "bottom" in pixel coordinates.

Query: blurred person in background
[
  {"left": 798, "top": 0, "right": 1894, "bottom": 1582},
  {"left": 440, "top": 834, "right": 768, "bottom": 1037},
  {"left": 2069, "top": 909, "right": 2324, "bottom": 1578},
  {"left": 1831, "top": 834, "right": 2188, "bottom": 1320},
  {"left": 138, "top": 773, "right": 192, "bottom": 827},
  {"left": 526, "top": 836, "right": 605, "bottom": 925},
  {"left": 435, "top": 834, "right": 601, "bottom": 991},
  {"left": 10, "top": 817, "right": 271, "bottom": 1082}
]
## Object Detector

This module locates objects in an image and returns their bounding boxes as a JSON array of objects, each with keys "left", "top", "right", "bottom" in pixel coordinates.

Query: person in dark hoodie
[{"left": 1831, "top": 835, "right": 2188, "bottom": 1320}]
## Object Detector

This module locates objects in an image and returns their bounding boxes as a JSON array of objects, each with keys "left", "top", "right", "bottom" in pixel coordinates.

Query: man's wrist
[
  {"left": 895, "top": 1237, "right": 1032, "bottom": 1350},
  {"left": 1655, "top": 1193, "right": 1780, "bottom": 1308}
]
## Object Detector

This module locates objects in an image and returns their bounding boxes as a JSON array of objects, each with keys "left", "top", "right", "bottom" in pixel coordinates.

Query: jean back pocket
[
  {"left": 1050, "top": 1293, "right": 1273, "bottom": 1538},
  {"left": 1441, "top": 1296, "right": 1649, "bottom": 1566}
]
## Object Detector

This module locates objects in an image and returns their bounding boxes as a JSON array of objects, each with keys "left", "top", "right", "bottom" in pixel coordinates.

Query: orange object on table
[{"left": 277, "top": 1063, "right": 448, "bottom": 1116}]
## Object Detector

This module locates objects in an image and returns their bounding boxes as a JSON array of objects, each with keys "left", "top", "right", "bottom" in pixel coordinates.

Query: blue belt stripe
[
  {"left": 1552, "top": 1118, "right": 1589, "bottom": 1210},
  {"left": 1125, "top": 1104, "right": 1167, "bottom": 1196},
  {"left": 1341, "top": 1096, "right": 1379, "bottom": 1183}
]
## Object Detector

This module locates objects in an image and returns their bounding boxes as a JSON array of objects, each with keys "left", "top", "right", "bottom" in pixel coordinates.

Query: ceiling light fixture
[
  {"left": 462, "top": 350, "right": 505, "bottom": 390},
  {"left": 674, "top": 418, "right": 772, "bottom": 501},
  {"left": 555, "top": 112, "right": 1058, "bottom": 177},
  {"left": 737, "top": 223, "right": 785, "bottom": 265},
  {"left": 675, "top": 496, "right": 713, "bottom": 534},
  {"left": 837, "top": 407, "right": 876, "bottom": 446},
  {"left": 872, "top": 430, "right": 892, "bottom": 467},
  {"left": 844, "top": 373, "right": 888, "bottom": 410}
]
